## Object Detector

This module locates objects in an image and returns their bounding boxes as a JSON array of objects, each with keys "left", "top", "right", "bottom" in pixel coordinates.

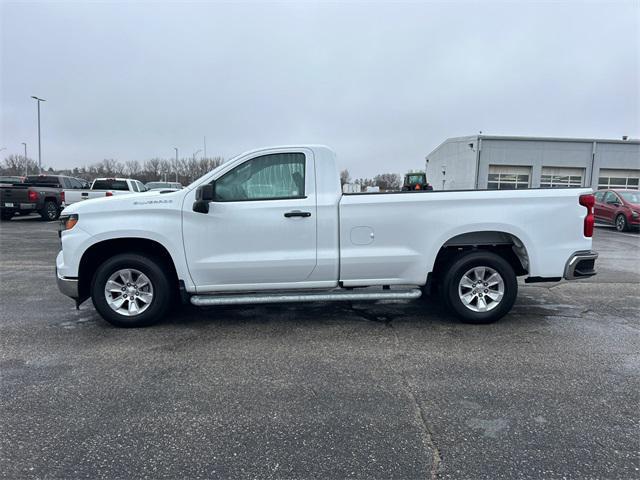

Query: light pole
[
  {"left": 173, "top": 147, "right": 179, "bottom": 182},
  {"left": 22, "top": 143, "right": 27, "bottom": 176},
  {"left": 31, "top": 96, "right": 46, "bottom": 173}
]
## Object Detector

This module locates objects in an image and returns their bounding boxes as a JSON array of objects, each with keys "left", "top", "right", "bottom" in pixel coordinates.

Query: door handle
[{"left": 284, "top": 210, "right": 311, "bottom": 218}]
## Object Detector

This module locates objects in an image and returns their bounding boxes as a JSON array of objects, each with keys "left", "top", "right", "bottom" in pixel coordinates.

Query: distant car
[
  {"left": 64, "top": 178, "right": 147, "bottom": 206},
  {"left": 145, "top": 181, "right": 183, "bottom": 191},
  {"left": 594, "top": 189, "right": 640, "bottom": 232},
  {"left": 0, "top": 174, "right": 81, "bottom": 221}
]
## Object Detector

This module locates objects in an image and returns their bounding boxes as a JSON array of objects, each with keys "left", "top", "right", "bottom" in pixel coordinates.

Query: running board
[{"left": 190, "top": 288, "right": 422, "bottom": 306}]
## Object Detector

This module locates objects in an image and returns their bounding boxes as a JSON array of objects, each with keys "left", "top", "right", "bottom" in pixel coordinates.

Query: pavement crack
[
  {"left": 387, "top": 325, "right": 442, "bottom": 479},
  {"left": 404, "top": 376, "right": 442, "bottom": 479}
]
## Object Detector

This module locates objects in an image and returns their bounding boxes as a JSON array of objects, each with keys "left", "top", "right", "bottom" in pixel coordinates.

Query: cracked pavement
[{"left": 1, "top": 217, "right": 639, "bottom": 479}]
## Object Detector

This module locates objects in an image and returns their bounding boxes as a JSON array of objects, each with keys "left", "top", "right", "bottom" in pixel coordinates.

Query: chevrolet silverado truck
[
  {"left": 0, "top": 174, "right": 85, "bottom": 221},
  {"left": 56, "top": 145, "right": 598, "bottom": 327},
  {"left": 63, "top": 178, "right": 146, "bottom": 206}
]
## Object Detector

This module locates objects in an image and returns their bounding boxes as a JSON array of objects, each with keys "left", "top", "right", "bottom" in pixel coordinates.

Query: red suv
[{"left": 594, "top": 189, "right": 640, "bottom": 232}]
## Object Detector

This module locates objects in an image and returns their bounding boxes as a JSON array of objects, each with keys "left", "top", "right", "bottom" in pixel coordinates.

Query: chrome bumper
[
  {"left": 56, "top": 268, "right": 79, "bottom": 299},
  {"left": 564, "top": 250, "right": 598, "bottom": 280}
]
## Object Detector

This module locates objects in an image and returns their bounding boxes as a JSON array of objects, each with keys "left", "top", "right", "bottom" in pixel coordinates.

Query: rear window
[
  {"left": 25, "top": 175, "right": 61, "bottom": 186},
  {"left": 92, "top": 179, "right": 129, "bottom": 191}
]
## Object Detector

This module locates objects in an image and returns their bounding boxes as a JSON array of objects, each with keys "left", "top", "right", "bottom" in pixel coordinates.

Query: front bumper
[
  {"left": 564, "top": 250, "right": 598, "bottom": 280},
  {"left": 56, "top": 267, "right": 79, "bottom": 299}
]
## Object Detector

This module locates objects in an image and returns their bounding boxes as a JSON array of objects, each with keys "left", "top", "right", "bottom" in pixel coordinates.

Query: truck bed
[{"left": 338, "top": 187, "right": 592, "bottom": 285}]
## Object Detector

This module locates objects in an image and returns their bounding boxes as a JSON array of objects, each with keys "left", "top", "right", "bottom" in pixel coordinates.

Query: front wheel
[
  {"left": 91, "top": 254, "right": 171, "bottom": 327},
  {"left": 441, "top": 251, "right": 517, "bottom": 324},
  {"left": 615, "top": 214, "right": 628, "bottom": 232}
]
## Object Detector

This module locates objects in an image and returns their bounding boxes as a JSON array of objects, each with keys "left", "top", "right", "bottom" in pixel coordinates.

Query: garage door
[
  {"left": 487, "top": 165, "right": 531, "bottom": 189},
  {"left": 598, "top": 169, "right": 640, "bottom": 190},
  {"left": 540, "top": 167, "right": 584, "bottom": 188}
]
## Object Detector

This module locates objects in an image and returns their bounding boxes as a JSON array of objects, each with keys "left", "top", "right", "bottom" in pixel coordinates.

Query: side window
[
  {"left": 593, "top": 191, "right": 604, "bottom": 202},
  {"left": 131, "top": 181, "right": 139, "bottom": 192},
  {"left": 604, "top": 191, "right": 618, "bottom": 204},
  {"left": 214, "top": 153, "right": 306, "bottom": 201}
]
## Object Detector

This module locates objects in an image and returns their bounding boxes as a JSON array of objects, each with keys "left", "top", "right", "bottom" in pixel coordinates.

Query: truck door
[{"left": 182, "top": 150, "right": 317, "bottom": 291}]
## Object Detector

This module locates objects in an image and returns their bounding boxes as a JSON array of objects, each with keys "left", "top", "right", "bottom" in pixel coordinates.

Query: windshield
[
  {"left": 619, "top": 191, "right": 640, "bottom": 203},
  {"left": 92, "top": 179, "right": 129, "bottom": 191},
  {"left": 406, "top": 174, "right": 425, "bottom": 184}
]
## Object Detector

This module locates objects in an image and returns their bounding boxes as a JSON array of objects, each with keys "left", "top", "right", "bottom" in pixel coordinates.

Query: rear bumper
[
  {"left": 1, "top": 203, "right": 37, "bottom": 211},
  {"left": 564, "top": 250, "right": 598, "bottom": 280}
]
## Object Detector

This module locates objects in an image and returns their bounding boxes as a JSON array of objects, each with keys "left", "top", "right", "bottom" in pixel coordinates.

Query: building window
[
  {"left": 540, "top": 167, "right": 584, "bottom": 188},
  {"left": 598, "top": 169, "right": 640, "bottom": 190},
  {"left": 487, "top": 165, "right": 531, "bottom": 190}
]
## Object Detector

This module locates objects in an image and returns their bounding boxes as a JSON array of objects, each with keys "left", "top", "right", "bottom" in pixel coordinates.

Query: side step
[{"left": 190, "top": 288, "right": 422, "bottom": 306}]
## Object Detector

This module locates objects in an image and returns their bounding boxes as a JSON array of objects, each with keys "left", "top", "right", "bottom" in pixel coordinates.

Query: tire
[
  {"left": 0, "top": 212, "right": 13, "bottom": 221},
  {"left": 441, "top": 251, "right": 517, "bottom": 324},
  {"left": 615, "top": 214, "right": 628, "bottom": 232},
  {"left": 91, "top": 253, "right": 171, "bottom": 328},
  {"left": 40, "top": 200, "right": 60, "bottom": 221}
]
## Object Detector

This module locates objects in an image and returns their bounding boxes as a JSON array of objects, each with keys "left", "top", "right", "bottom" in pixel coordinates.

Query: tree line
[
  {"left": 1, "top": 155, "right": 403, "bottom": 191},
  {"left": 0, "top": 155, "right": 224, "bottom": 185},
  {"left": 340, "top": 169, "right": 401, "bottom": 191}
]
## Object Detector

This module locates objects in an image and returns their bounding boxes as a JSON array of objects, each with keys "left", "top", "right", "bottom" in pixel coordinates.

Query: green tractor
[{"left": 401, "top": 172, "right": 433, "bottom": 191}]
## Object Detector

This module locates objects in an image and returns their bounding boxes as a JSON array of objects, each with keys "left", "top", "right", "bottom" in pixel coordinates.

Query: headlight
[{"left": 59, "top": 214, "right": 78, "bottom": 234}]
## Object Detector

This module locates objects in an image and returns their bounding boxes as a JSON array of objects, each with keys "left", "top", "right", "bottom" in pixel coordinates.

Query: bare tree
[
  {"left": 374, "top": 173, "right": 401, "bottom": 191},
  {"left": 355, "top": 177, "right": 375, "bottom": 188},
  {"left": 340, "top": 169, "right": 351, "bottom": 186},
  {"left": 125, "top": 160, "right": 141, "bottom": 177},
  {"left": 144, "top": 158, "right": 162, "bottom": 180},
  {"left": 1, "top": 155, "right": 39, "bottom": 176}
]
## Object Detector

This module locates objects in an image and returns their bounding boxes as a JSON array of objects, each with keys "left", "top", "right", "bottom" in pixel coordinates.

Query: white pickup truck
[
  {"left": 63, "top": 178, "right": 147, "bottom": 206},
  {"left": 56, "top": 145, "right": 598, "bottom": 327}
]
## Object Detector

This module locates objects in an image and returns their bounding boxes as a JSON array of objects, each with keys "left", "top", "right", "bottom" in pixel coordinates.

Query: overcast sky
[{"left": 1, "top": 0, "right": 638, "bottom": 178}]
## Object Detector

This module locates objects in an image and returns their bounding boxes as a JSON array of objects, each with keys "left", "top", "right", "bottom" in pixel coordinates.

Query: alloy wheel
[
  {"left": 458, "top": 266, "right": 505, "bottom": 312},
  {"left": 104, "top": 268, "right": 154, "bottom": 316}
]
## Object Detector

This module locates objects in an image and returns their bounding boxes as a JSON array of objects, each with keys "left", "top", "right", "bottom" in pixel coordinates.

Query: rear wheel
[
  {"left": 615, "top": 214, "right": 628, "bottom": 232},
  {"left": 40, "top": 200, "right": 60, "bottom": 221},
  {"left": 0, "top": 211, "right": 13, "bottom": 221},
  {"left": 91, "top": 253, "right": 171, "bottom": 327},
  {"left": 442, "top": 251, "right": 517, "bottom": 324}
]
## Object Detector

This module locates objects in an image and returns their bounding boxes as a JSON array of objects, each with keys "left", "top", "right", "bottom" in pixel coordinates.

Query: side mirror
[{"left": 193, "top": 183, "right": 214, "bottom": 214}]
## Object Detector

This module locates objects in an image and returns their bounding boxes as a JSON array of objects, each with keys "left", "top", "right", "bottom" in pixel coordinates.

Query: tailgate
[{"left": 0, "top": 187, "right": 31, "bottom": 206}]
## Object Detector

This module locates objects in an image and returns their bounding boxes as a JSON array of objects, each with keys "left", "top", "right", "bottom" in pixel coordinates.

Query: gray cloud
[{"left": 2, "top": 1, "right": 638, "bottom": 178}]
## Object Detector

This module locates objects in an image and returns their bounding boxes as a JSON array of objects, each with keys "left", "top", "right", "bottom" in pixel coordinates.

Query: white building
[{"left": 425, "top": 135, "right": 640, "bottom": 191}]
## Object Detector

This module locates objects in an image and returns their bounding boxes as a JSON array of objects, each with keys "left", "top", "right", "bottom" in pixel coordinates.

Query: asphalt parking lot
[{"left": 1, "top": 217, "right": 638, "bottom": 479}]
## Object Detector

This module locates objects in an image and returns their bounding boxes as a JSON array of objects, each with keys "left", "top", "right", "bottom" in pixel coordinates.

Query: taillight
[
  {"left": 105, "top": 191, "right": 113, "bottom": 197},
  {"left": 579, "top": 194, "right": 595, "bottom": 237},
  {"left": 28, "top": 190, "right": 38, "bottom": 202},
  {"left": 60, "top": 191, "right": 65, "bottom": 203}
]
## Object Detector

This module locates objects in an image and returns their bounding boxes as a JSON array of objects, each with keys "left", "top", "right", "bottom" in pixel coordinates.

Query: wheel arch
[
  {"left": 77, "top": 237, "right": 180, "bottom": 303},
  {"left": 426, "top": 230, "right": 530, "bottom": 292}
]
